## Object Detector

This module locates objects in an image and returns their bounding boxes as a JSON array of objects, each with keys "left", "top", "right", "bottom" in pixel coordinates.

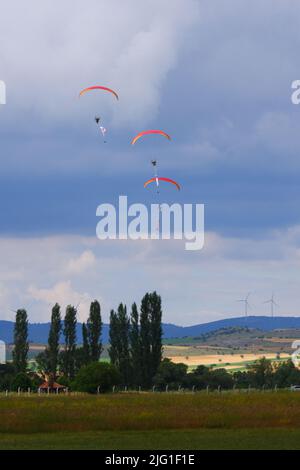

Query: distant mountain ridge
[{"left": 1, "top": 316, "right": 300, "bottom": 344}]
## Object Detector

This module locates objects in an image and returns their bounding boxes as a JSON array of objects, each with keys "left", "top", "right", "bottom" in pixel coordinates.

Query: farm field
[
  {"left": 1, "top": 392, "right": 300, "bottom": 449},
  {"left": 163, "top": 327, "right": 300, "bottom": 355},
  {"left": 161, "top": 327, "right": 299, "bottom": 370},
  {"left": 165, "top": 350, "right": 290, "bottom": 369}
]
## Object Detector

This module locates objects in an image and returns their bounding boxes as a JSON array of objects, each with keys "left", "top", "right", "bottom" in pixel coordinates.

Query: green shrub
[
  {"left": 72, "top": 362, "right": 121, "bottom": 393},
  {"left": 11, "top": 372, "right": 32, "bottom": 391}
]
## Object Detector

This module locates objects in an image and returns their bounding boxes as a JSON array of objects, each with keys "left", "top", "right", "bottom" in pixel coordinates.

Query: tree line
[
  {"left": 2, "top": 293, "right": 300, "bottom": 393},
  {"left": 154, "top": 356, "right": 300, "bottom": 391},
  {"left": 0, "top": 291, "right": 163, "bottom": 392}
]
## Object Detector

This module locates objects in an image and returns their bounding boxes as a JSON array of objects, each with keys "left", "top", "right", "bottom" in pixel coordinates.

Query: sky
[{"left": 1, "top": 0, "right": 300, "bottom": 325}]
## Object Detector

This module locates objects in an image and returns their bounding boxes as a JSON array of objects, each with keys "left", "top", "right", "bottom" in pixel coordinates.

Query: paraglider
[
  {"left": 99, "top": 126, "right": 107, "bottom": 143},
  {"left": 146, "top": 161, "right": 181, "bottom": 192},
  {"left": 79, "top": 86, "right": 119, "bottom": 142},
  {"left": 144, "top": 177, "right": 180, "bottom": 191},
  {"left": 94, "top": 117, "right": 107, "bottom": 143},
  {"left": 79, "top": 85, "right": 119, "bottom": 100},
  {"left": 78, "top": 79, "right": 184, "bottom": 224},
  {"left": 151, "top": 160, "right": 159, "bottom": 191},
  {"left": 131, "top": 130, "right": 171, "bottom": 145},
  {"left": 144, "top": 161, "right": 181, "bottom": 233}
]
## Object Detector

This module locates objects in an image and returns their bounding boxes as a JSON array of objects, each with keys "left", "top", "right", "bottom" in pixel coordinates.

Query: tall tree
[
  {"left": 109, "top": 310, "right": 119, "bottom": 366},
  {"left": 109, "top": 304, "right": 130, "bottom": 385},
  {"left": 117, "top": 303, "right": 130, "bottom": 385},
  {"left": 74, "top": 323, "right": 90, "bottom": 372},
  {"left": 149, "top": 292, "right": 163, "bottom": 379},
  {"left": 130, "top": 302, "right": 141, "bottom": 386},
  {"left": 61, "top": 305, "right": 77, "bottom": 379},
  {"left": 87, "top": 300, "right": 102, "bottom": 362},
  {"left": 140, "top": 293, "right": 152, "bottom": 388},
  {"left": 13, "top": 309, "right": 29, "bottom": 373},
  {"left": 46, "top": 303, "right": 61, "bottom": 385},
  {"left": 82, "top": 322, "right": 90, "bottom": 364}
]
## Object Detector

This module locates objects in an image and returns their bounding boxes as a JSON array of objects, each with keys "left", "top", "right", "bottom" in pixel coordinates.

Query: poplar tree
[
  {"left": 46, "top": 303, "right": 61, "bottom": 384},
  {"left": 140, "top": 294, "right": 152, "bottom": 388},
  {"left": 130, "top": 302, "right": 141, "bottom": 386},
  {"left": 109, "top": 304, "right": 130, "bottom": 385},
  {"left": 149, "top": 292, "right": 163, "bottom": 378},
  {"left": 87, "top": 300, "right": 102, "bottom": 362},
  {"left": 61, "top": 305, "right": 77, "bottom": 379},
  {"left": 109, "top": 309, "right": 119, "bottom": 366},
  {"left": 117, "top": 303, "right": 130, "bottom": 385},
  {"left": 13, "top": 309, "right": 29, "bottom": 373},
  {"left": 82, "top": 322, "right": 90, "bottom": 364}
]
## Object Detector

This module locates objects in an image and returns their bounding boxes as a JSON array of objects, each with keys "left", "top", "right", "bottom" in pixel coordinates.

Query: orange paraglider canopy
[
  {"left": 131, "top": 130, "right": 171, "bottom": 145},
  {"left": 144, "top": 177, "right": 180, "bottom": 191},
  {"left": 79, "top": 86, "right": 119, "bottom": 100}
]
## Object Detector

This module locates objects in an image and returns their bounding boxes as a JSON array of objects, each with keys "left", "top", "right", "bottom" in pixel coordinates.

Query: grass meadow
[{"left": 1, "top": 391, "right": 300, "bottom": 449}]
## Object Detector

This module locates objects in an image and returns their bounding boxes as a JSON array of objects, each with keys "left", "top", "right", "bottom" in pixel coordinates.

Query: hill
[{"left": 1, "top": 315, "right": 300, "bottom": 344}]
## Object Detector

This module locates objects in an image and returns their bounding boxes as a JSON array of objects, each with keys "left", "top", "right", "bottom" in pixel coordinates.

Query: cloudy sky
[{"left": 0, "top": 0, "right": 300, "bottom": 325}]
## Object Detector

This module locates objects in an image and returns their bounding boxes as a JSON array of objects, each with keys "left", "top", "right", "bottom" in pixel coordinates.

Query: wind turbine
[
  {"left": 237, "top": 292, "right": 251, "bottom": 318},
  {"left": 263, "top": 293, "right": 278, "bottom": 318}
]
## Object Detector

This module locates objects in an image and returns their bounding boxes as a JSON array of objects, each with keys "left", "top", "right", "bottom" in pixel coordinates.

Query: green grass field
[
  {"left": 1, "top": 429, "right": 300, "bottom": 450},
  {"left": 1, "top": 392, "right": 300, "bottom": 449}
]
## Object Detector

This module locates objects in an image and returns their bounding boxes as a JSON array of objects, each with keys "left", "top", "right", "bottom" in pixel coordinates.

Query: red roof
[{"left": 39, "top": 381, "right": 66, "bottom": 389}]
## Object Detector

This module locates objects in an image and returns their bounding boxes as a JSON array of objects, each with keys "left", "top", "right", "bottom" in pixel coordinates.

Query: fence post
[
  {"left": 165, "top": 384, "right": 168, "bottom": 393},
  {"left": 112, "top": 385, "right": 115, "bottom": 393},
  {"left": 206, "top": 385, "right": 209, "bottom": 394},
  {"left": 97, "top": 386, "right": 100, "bottom": 395},
  {"left": 218, "top": 385, "right": 221, "bottom": 394},
  {"left": 152, "top": 385, "right": 155, "bottom": 393}
]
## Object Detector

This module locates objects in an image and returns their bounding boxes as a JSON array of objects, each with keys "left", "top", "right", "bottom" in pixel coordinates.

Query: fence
[{"left": 0, "top": 384, "right": 293, "bottom": 397}]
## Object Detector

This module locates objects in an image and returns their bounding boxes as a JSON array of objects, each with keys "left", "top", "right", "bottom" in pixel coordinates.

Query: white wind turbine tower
[
  {"left": 263, "top": 293, "right": 278, "bottom": 318},
  {"left": 237, "top": 292, "right": 251, "bottom": 318}
]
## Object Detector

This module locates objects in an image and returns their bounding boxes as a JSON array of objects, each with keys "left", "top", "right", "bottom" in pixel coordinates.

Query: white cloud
[
  {"left": 66, "top": 250, "right": 96, "bottom": 275},
  {"left": 27, "top": 280, "right": 91, "bottom": 322},
  {"left": 0, "top": 0, "right": 199, "bottom": 129}
]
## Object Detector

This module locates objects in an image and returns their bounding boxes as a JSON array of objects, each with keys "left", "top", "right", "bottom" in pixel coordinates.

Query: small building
[{"left": 38, "top": 381, "right": 67, "bottom": 394}]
